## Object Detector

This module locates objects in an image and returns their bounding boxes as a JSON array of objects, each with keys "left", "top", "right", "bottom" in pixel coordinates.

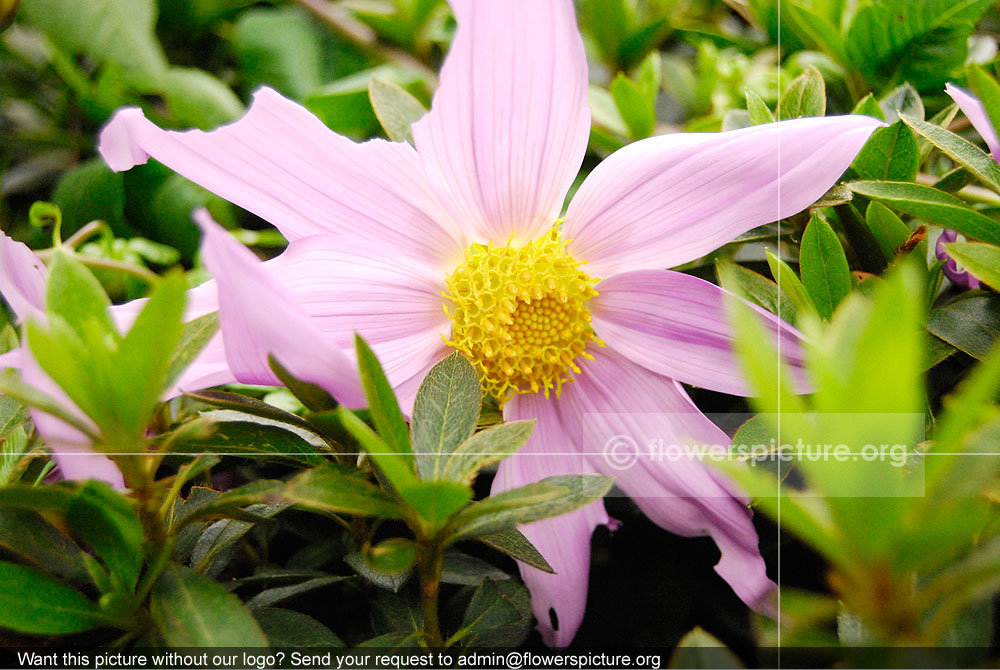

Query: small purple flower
[{"left": 936, "top": 229, "right": 981, "bottom": 289}]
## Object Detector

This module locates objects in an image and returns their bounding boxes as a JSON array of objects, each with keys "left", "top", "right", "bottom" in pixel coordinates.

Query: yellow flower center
[{"left": 443, "top": 227, "right": 602, "bottom": 403}]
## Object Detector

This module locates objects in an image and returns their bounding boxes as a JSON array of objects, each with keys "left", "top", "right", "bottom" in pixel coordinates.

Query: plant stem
[{"left": 418, "top": 540, "right": 446, "bottom": 651}]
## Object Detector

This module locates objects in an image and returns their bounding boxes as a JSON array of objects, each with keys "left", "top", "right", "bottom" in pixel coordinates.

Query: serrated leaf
[
  {"left": 799, "top": 213, "right": 851, "bottom": 320},
  {"left": 847, "top": 181, "right": 1000, "bottom": 247},
  {"left": 151, "top": 564, "right": 268, "bottom": 646},
  {"left": 778, "top": 65, "right": 825, "bottom": 120},
  {"left": 411, "top": 353, "right": 481, "bottom": 480},
  {"left": 369, "top": 77, "right": 426, "bottom": 144}
]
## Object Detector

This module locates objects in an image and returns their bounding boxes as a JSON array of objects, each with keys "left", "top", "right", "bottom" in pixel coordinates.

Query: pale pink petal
[
  {"left": 559, "top": 348, "right": 776, "bottom": 611},
  {"left": 946, "top": 83, "right": 1000, "bottom": 160},
  {"left": 99, "top": 88, "right": 464, "bottom": 270},
  {"left": 0, "top": 231, "right": 46, "bottom": 320},
  {"left": 21, "top": 342, "right": 125, "bottom": 489},
  {"left": 564, "top": 116, "right": 882, "bottom": 276},
  {"left": 264, "top": 234, "right": 452, "bottom": 392},
  {"left": 195, "top": 211, "right": 365, "bottom": 407},
  {"left": 492, "top": 393, "right": 610, "bottom": 647},
  {"left": 411, "top": 0, "right": 590, "bottom": 244},
  {"left": 591, "top": 269, "right": 807, "bottom": 395}
]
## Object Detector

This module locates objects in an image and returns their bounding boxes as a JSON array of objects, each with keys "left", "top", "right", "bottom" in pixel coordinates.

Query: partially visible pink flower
[
  {"left": 0, "top": 232, "right": 125, "bottom": 488},
  {"left": 93, "top": 0, "right": 879, "bottom": 645},
  {"left": 937, "top": 83, "right": 997, "bottom": 289}
]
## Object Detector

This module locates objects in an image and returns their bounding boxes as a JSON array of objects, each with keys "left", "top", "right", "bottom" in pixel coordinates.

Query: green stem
[{"left": 418, "top": 540, "right": 446, "bottom": 651}]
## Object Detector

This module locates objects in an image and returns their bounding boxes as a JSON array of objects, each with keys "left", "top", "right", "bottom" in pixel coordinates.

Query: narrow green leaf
[
  {"left": 368, "top": 77, "right": 426, "bottom": 144},
  {"left": 478, "top": 529, "right": 554, "bottom": 574},
  {"left": 283, "top": 464, "right": 406, "bottom": 519},
  {"left": 268, "top": 354, "right": 337, "bottom": 413},
  {"left": 169, "top": 416, "right": 326, "bottom": 466},
  {"left": 851, "top": 121, "right": 919, "bottom": 182},
  {"left": 441, "top": 420, "right": 535, "bottom": 485},
  {"left": 337, "top": 407, "right": 416, "bottom": 490},
  {"left": 941, "top": 242, "right": 1000, "bottom": 291},
  {"left": 411, "top": 353, "right": 481, "bottom": 480},
  {"left": 151, "top": 564, "right": 268, "bottom": 646},
  {"left": 745, "top": 88, "right": 774, "bottom": 125},
  {"left": 0, "top": 509, "right": 90, "bottom": 582},
  {"left": 184, "top": 389, "right": 317, "bottom": 435},
  {"left": 865, "top": 202, "right": 911, "bottom": 261},
  {"left": 355, "top": 335, "right": 411, "bottom": 456},
  {"left": 764, "top": 249, "right": 817, "bottom": 320},
  {"left": 778, "top": 65, "right": 825, "bottom": 120},
  {"left": 0, "top": 561, "right": 109, "bottom": 634},
  {"left": 164, "top": 312, "right": 219, "bottom": 389},
  {"left": 715, "top": 259, "right": 796, "bottom": 321},
  {"left": 900, "top": 112, "right": 1000, "bottom": 194},
  {"left": 799, "top": 213, "right": 852, "bottom": 320},
  {"left": 246, "top": 575, "right": 349, "bottom": 609},
  {"left": 846, "top": 181, "right": 1000, "bottom": 247},
  {"left": 610, "top": 74, "right": 656, "bottom": 140},
  {"left": 0, "top": 371, "right": 98, "bottom": 440}
]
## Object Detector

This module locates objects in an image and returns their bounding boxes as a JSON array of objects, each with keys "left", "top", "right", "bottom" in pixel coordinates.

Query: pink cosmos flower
[
  {"left": 936, "top": 84, "right": 997, "bottom": 289},
  {"left": 87, "top": 0, "right": 881, "bottom": 645}
]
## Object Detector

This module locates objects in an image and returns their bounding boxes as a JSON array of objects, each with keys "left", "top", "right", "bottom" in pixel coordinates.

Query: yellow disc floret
[{"left": 443, "top": 227, "right": 602, "bottom": 403}]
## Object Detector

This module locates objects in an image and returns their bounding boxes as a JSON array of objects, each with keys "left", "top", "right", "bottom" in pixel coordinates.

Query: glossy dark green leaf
[
  {"left": 847, "top": 181, "right": 1000, "bottom": 247},
  {"left": 253, "top": 608, "right": 345, "bottom": 647},
  {"left": 65, "top": 481, "right": 144, "bottom": 593},
  {"left": 715, "top": 259, "right": 796, "bottom": 322},
  {"left": 171, "top": 416, "right": 325, "bottom": 466},
  {"left": 0, "top": 561, "right": 109, "bottom": 634},
  {"left": 151, "top": 564, "right": 268, "bottom": 646},
  {"left": 411, "top": 352, "right": 481, "bottom": 480},
  {"left": 246, "top": 575, "right": 350, "bottom": 609},
  {"left": 0, "top": 509, "right": 89, "bottom": 581},
  {"left": 799, "top": 213, "right": 851, "bottom": 320},
  {"left": 927, "top": 292, "right": 1000, "bottom": 360},
  {"left": 344, "top": 552, "right": 412, "bottom": 592},
  {"left": 764, "top": 249, "right": 817, "bottom": 321},
  {"left": 184, "top": 389, "right": 317, "bottom": 435},
  {"left": 441, "top": 552, "right": 509, "bottom": 586},
  {"left": 456, "top": 579, "right": 532, "bottom": 648},
  {"left": 268, "top": 354, "right": 337, "bottom": 413},
  {"left": 865, "top": 202, "right": 912, "bottom": 262}
]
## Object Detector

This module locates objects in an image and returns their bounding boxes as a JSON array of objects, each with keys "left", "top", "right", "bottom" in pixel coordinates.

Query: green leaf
[
  {"left": 851, "top": 94, "right": 885, "bottom": 122},
  {"left": 764, "top": 249, "right": 817, "bottom": 321},
  {"left": 52, "top": 160, "right": 130, "bottom": 238},
  {"left": 450, "top": 475, "right": 614, "bottom": 540},
  {"left": 164, "top": 312, "right": 219, "bottom": 389},
  {"left": 941, "top": 242, "right": 1000, "bottom": 291},
  {"left": 232, "top": 6, "right": 322, "bottom": 100},
  {"left": 337, "top": 407, "right": 416, "bottom": 490},
  {"left": 344, "top": 552, "right": 412, "bottom": 592},
  {"left": 441, "top": 552, "right": 509, "bottom": 586},
  {"left": 851, "top": 121, "right": 919, "bottom": 182},
  {"left": 0, "top": 509, "right": 90, "bottom": 582},
  {"left": 397, "top": 480, "right": 472, "bottom": 526},
  {"left": 151, "top": 564, "right": 268, "bottom": 646},
  {"left": 478, "top": 529, "right": 554, "bottom": 574},
  {"left": 112, "top": 271, "right": 186, "bottom": 437},
  {"left": 184, "top": 389, "right": 317, "bottom": 435},
  {"left": 363, "top": 539, "right": 417, "bottom": 577},
  {"left": 669, "top": 627, "right": 746, "bottom": 669},
  {"left": 927, "top": 292, "right": 1000, "bottom": 360},
  {"left": 799, "top": 212, "right": 852, "bottom": 320},
  {"left": 355, "top": 335, "right": 411, "bottom": 457},
  {"left": 456, "top": 579, "right": 532, "bottom": 648},
  {"left": 246, "top": 575, "right": 350, "bottom": 609},
  {"left": 171, "top": 480, "right": 285, "bottom": 529},
  {"left": 159, "top": 67, "right": 242, "bottom": 130},
  {"left": 846, "top": 181, "right": 1000, "bottom": 247},
  {"left": 866, "top": 201, "right": 911, "bottom": 261},
  {"left": 369, "top": 77, "right": 427, "bottom": 144},
  {"left": 777, "top": 65, "right": 825, "bottom": 120},
  {"left": 610, "top": 74, "right": 656, "bottom": 140},
  {"left": 845, "top": 0, "right": 993, "bottom": 90},
  {"left": 745, "top": 88, "right": 774, "bottom": 125},
  {"left": 0, "top": 561, "right": 110, "bottom": 634},
  {"left": 253, "top": 608, "right": 345, "bottom": 647},
  {"left": 283, "top": 464, "right": 406, "bottom": 519},
  {"left": 968, "top": 65, "right": 1000, "bottom": 137},
  {"left": 189, "top": 503, "right": 288, "bottom": 577},
  {"left": 169, "top": 416, "right": 326, "bottom": 466},
  {"left": 65, "top": 481, "right": 144, "bottom": 594},
  {"left": 0, "top": 482, "right": 78, "bottom": 512},
  {"left": 784, "top": 2, "right": 848, "bottom": 66},
  {"left": 879, "top": 83, "right": 925, "bottom": 124},
  {"left": 440, "top": 420, "right": 535, "bottom": 486},
  {"left": 19, "top": 0, "right": 168, "bottom": 78},
  {"left": 900, "top": 112, "right": 1000, "bottom": 195},
  {"left": 45, "top": 251, "right": 116, "bottom": 340},
  {"left": 715, "top": 259, "right": 796, "bottom": 321},
  {"left": 411, "top": 352, "right": 481, "bottom": 480},
  {"left": 268, "top": 355, "right": 337, "bottom": 413}
]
